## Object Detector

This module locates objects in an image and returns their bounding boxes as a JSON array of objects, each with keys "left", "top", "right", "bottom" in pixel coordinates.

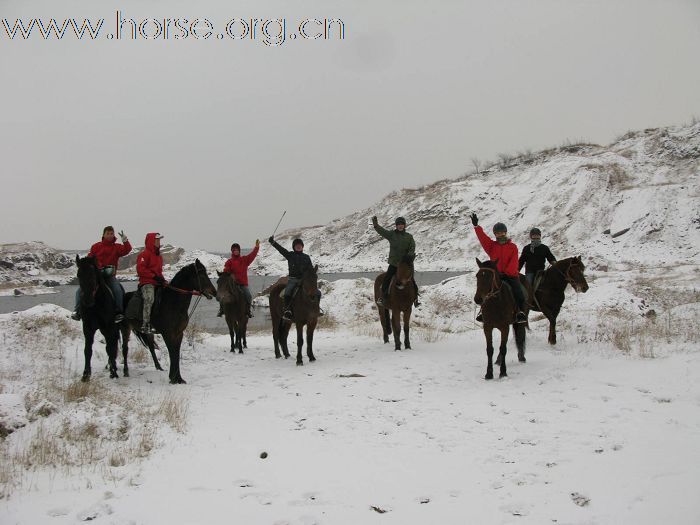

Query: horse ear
[
  {"left": 577, "top": 255, "right": 582, "bottom": 261},
  {"left": 475, "top": 258, "right": 482, "bottom": 267},
  {"left": 216, "top": 270, "right": 222, "bottom": 276},
  {"left": 75, "top": 254, "right": 80, "bottom": 264},
  {"left": 314, "top": 264, "right": 318, "bottom": 273}
]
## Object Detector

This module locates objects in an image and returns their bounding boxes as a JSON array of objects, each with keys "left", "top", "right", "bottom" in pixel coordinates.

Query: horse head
[
  {"left": 215, "top": 271, "right": 236, "bottom": 305},
  {"left": 76, "top": 255, "right": 100, "bottom": 308},
  {"left": 566, "top": 256, "right": 589, "bottom": 293},
  {"left": 474, "top": 258, "right": 501, "bottom": 305},
  {"left": 395, "top": 257, "right": 414, "bottom": 290},
  {"left": 301, "top": 264, "right": 319, "bottom": 302},
  {"left": 173, "top": 259, "right": 217, "bottom": 299}
]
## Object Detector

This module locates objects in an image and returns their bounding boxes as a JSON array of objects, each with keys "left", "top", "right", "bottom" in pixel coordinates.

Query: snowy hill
[
  {"left": 253, "top": 122, "right": 700, "bottom": 274},
  {"left": 0, "top": 241, "right": 75, "bottom": 287}
]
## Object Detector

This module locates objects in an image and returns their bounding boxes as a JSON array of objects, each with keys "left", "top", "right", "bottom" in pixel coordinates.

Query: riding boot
[
  {"left": 71, "top": 310, "right": 81, "bottom": 321},
  {"left": 247, "top": 304, "right": 253, "bottom": 318},
  {"left": 217, "top": 304, "right": 224, "bottom": 317},
  {"left": 282, "top": 296, "right": 293, "bottom": 321},
  {"left": 516, "top": 311, "right": 528, "bottom": 324},
  {"left": 413, "top": 281, "right": 420, "bottom": 307},
  {"left": 476, "top": 309, "right": 483, "bottom": 323}
]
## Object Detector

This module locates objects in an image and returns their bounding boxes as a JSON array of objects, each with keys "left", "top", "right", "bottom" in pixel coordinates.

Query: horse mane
[
  {"left": 479, "top": 260, "right": 498, "bottom": 270},
  {"left": 170, "top": 260, "right": 202, "bottom": 288}
]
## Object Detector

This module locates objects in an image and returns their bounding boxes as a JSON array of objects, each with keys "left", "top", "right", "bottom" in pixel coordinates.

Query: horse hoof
[
  {"left": 518, "top": 354, "right": 526, "bottom": 363},
  {"left": 238, "top": 350, "right": 244, "bottom": 354},
  {"left": 308, "top": 356, "right": 316, "bottom": 362},
  {"left": 296, "top": 361, "right": 303, "bottom": 366},
  {"left": 124, "top": 369, "right": 130, "bottom": 377},
  {"left": 81, "top": 374, "right": 90, "bottom": 382},
  {"left": 499, "top": 372, "right": 508, "bottom": 378},
  {"left": 169, "top": 378, "right": 187, "bottom": 384},
  {"left": 485, "top": 373, "right": 493, "bottom": 380},
  {"left": 156, "top": 365, "right": 164, "bottom": 371},
  {"left": 405, "top": 344, "right": 411, "bottom": 350},
  {"left": 383, "top": 337, "right": 389, "bottom": 344}
]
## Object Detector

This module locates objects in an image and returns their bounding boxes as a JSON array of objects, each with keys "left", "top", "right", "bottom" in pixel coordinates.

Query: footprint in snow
[{"left": 570, "top": 492, "right": 590, "bottom": 507}]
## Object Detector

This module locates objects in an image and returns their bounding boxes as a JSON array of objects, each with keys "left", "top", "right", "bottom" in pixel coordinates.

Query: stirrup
[
  {"left": 516, "top": 311, "right": 527, "bottom": 324},
  {"left": 318, "top": 307, "right": 325, "bottom": 317},
  {"left": 71, "top": 310, "right": 81, "bottom": 321},
  {"left": 141, "top": 323, "right": 156, "bottom": 334},
  {"left": 476, "top": 312, "right": 483, "bottom": 323},
  {"left": 114, "top": 313, "right": 124, "bottom": 324},
  {"left": 282, "top": 309, "right": 293, "bottom": 321}
]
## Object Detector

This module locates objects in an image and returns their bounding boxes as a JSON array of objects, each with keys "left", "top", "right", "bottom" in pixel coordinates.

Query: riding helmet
[
  {"left": 231, "top": 243, "right": 241, "bottom": 252},
  {"left": 492, "top": 222, "right": 507, "bottom": 233},
  {"left": 395, "top": 217, "right": 407, "bottom": 226},
  {"left": 292, "top": 238, "right": 304, "bottom": 249},
  {"left": 530, "top": 227, "right": 541, "bottom": 237}
]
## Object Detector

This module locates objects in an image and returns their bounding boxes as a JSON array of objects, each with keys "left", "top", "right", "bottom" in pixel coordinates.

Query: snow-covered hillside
[
  {"left": 0, "top": 242, "right": 74, "bottom": 287},
  {"left": 254, "top": 122, "right": 700, "bottom": 274}
]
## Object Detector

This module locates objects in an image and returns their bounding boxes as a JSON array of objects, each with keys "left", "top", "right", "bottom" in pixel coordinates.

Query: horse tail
[
  {"left": 134, "top": 330, "right": 159, "bottom": 350},
  {"left": 384, "top": 309, "right": 392, "bottom": 335},
  {"left": 514, "top": 323, "right": 526, "bottom": 353}
]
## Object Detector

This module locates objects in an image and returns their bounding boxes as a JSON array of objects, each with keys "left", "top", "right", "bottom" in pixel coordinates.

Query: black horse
[
  {"left": 76, "top": 255, "right": 120, "bottom": 381},
  {"left": 474, "top": 259, "right": 527, "bottom": 379},
  {"left": 124, "top": 259, "right": 217, "bottom": 384},
  {"left": 118, "top": 300, "right": 163, "bottom": 377},
  {"left": 526, "top": 256, "right": 589, "bottom": 345},
  {"left": 216, "top": 272, "right": 248, "bottom": 353}
]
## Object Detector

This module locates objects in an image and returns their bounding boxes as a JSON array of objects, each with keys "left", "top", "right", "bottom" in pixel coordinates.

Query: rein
[
  {"left": 549, "top": 260, "right": 579, "bottom": 289},
  {"left": 165, "top": 264, "right": 207, "bottom": 321},
  {"left": 476, "top": 267, "right": 502, "bottom": 302}
]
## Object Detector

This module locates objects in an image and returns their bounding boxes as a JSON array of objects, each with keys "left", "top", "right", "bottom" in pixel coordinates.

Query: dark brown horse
[
  {"left": 124, "top": 259, "right": 217, "bottom": 384},
  {"left": 118, "top": 302, "right": 163, "bottom": 376},
  {"left": 474, "top": 259, "right": 527, "bottom": 379},
  {"left": 374, "top": 261, "right": 416, "bottom": 350},
  {"left": 268, "top": 266, "right": 320, "bottom": 365},
  {"left": 216, "top": 272, "right": 248, "bottom": 353},
  {"left": 527, "top": 256, "right": 589, "bottom": 345}
]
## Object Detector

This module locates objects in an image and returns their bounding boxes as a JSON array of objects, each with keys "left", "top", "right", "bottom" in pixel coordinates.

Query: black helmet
[
  {"left": 395, "top": 217, "right": 407, "bottom": 226},
  {"left": 530, "top": 228, "right": 541, "bottom": 237},
  {"left": 292, "top": 238, "right": 304, "bottom": 249},
  {"left": 493, "top": 222, "right": 507, "bottom": 233},
  {"left": 231, "top": 243, "right": 241, "bottom": 251}
]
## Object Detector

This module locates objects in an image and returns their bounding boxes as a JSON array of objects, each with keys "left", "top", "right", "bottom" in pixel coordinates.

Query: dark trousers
[{"left": 501, "top": 275, "right": 525, "bottom": 311}]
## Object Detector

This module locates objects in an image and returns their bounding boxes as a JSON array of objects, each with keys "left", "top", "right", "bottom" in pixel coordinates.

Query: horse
[
  {"left": 123, "top": 259, "right": 217, "bottom": 384},
  {"left": 374, "top": 260, "right": 416, "bottom": 350},
  {"left": 527, "top": 256, "right": 589, "bottom": 345},
  {"left": 76, "top": 255, "right": 121, "bottom": 381},
  {"left": 474, "top": 258, "right": 527, "bottom": 380},
  {"left": 216, "top": 272, "right": 248, "bottom": 353},
  {"left": 268, "top": 265, "right": 320, "bottom": 365},
  {"left": 118, "top": 297, "right": 164, "bottom": 376}
]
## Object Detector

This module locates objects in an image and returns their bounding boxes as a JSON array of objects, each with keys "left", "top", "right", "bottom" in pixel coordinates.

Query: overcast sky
[{"left": 2, "top": 0, "right": 699, "bottom": 251}]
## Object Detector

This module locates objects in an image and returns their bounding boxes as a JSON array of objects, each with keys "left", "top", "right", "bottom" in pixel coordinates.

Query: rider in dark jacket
[
  {"left": 519, "top": 227, "right": 556, "bottom": 285},
  {"left": 269, "top": 236, "right": 321, "bottom": 321}
]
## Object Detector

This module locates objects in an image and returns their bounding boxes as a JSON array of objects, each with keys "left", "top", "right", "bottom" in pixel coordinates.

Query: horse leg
[
  {"left": 146, "top": 334, "right": 163, "bottom": 370},
  {"left": 272, "top": 317, "right": 281, "bottom": 359},
  {"left": 237, "top": 319, "right": 244, "bottom": 354},
  {"left": 392, "top": 309, "right": 402, "bottom": 351},
  {"left": 498, "top": 325, "right": 509, "bottom": 378},
  {"left": 515, "top": 323, "right": 527, "bottom": 362},
  {"left": 163, "top": 332, "right": 186, "bottom": 384},
  {"left": 296, "top": 323, "right": 305, "bottom": 366},
  {"left": 82, "top": 325, "right": 95, "bottom": 382},
  {"left": 540, "top": 304, "right": 559, "bottom": 345},
  {"left": 378, "top": 306, "right": 390, "bottom": 343},
  {"left": 403, "top": 309, "right": 412, "bottom": 349},
  {"left": 242, "top": 318, "right": 248, "bottom": 349},
  {"left": 120, "top": 325, "right": 129, "bottom": 377},
  {"left": 484, "top": 326, "right": 494, "bottom": 380},
  {"left": 306, "top": 320, "right": 317, "bottom": 362},
  {"left": 280, "top": 320, "right": 291, "bottom": 359},
  {"left": 107, "top": 333, "right": 119, "bottom": 379}
]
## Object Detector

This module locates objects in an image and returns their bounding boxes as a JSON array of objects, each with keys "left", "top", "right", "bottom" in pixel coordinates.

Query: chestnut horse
[
  {"left": 474, "top": 258, "right": 527, "bottom": 379},
  {"left": 374, "top": 261, "right": 416, "bottom": 350}
]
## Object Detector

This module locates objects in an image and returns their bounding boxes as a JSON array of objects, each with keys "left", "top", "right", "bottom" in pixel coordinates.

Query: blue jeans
[
  {"left": 284, "top": 278, "right": 322, "bottom": 304},
  {"left": 74, "top": 274, "right": 125, "bottom": 313}
]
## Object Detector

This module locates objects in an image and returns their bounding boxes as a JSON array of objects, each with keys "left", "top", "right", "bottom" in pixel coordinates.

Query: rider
[
  {"left": 217, "top": 239, "right": 260, "bottom": 318},
  {"left": 136, "top": 232, "right": 166, "bottom": 334},
  {"left": 519, "top": 227, "right": 557, "bottom": 286},
  {"left": 372, "top": 216, "right": 419, "bottom": 307},
  {"left": 470, "top": 213, "right": 527, "bottom": 323},
  {"left": 71, "top": 226, "right": 131, "bottom": 322},
  {"left": 268, "top": 236, "right": 322, "bottom": 321}
]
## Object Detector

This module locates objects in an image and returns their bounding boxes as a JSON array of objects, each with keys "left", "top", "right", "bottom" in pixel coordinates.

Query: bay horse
[
  {"left": 268, "top": 266, "right": 320, "bottom": 365},
  {"left": 374, "top": 260, "right": 416, "bottom": 350},
  {"left": 216, "top": 272, "right": 248, "bottom": 353},
  {"left": 123, "top": 259, "right": 217, "bottom": 384},
  {"left": 76, "top": 255, "right": 120, "bottom": 381},
  {"left": 474, "top": 258, "right": 527, "bottom": 380},
  {"left": 527, "top": 256, "right": 589, "bottom": 345}
]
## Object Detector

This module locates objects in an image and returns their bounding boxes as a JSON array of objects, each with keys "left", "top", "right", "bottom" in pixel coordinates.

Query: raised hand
[
  {"left": 255, "top": 239, "right": 260, "bottom": 247},
  {"left": 268, "top": 236, "right": 274, "bottom": 244},
  {"left": 470, "top": 213, "right": 478, "bottom": 226},
  {"left": 118, "top": 230, "right": 128, "bottom": 242}
]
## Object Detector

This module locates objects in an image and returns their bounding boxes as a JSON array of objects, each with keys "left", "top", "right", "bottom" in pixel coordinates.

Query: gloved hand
[
  {"left": 470, "top": 213, "right": 478, "bottom": 226},
  {"left": 268, "top": 236, "right": 274, "bottom": 244},
  {"left": 255, "top": 239, "right": 260, "bottom": 247},
  {"left": 154, "top": 275, "right": 165, "bottom": 285},
  {"left": 118, "top": 230, "right": 128, "bottom": 243},
  {"left": 371, "top": 215, "right": 378, "bottom": 224}
]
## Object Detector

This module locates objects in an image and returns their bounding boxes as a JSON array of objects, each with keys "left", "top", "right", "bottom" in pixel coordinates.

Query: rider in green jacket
[{"left": 372, "top": 216, "right": 419, "bottom": 307}]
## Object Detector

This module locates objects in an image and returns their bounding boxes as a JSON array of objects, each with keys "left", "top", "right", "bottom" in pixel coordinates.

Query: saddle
[{"left": 125, "top": 287, "right": 162, "bottom": 324}]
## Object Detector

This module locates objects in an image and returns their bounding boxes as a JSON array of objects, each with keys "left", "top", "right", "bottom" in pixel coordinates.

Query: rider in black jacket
[
  {"left": 518, "top": 228, "right": 557, "bottom": 285},
  {"left": 269, "top": 236, "right": 320, "bottom": 320}
]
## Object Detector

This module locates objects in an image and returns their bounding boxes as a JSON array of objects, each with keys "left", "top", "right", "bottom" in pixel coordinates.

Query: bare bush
[{"left": 159, "top": 393, "right": 189, "bottom": 434}]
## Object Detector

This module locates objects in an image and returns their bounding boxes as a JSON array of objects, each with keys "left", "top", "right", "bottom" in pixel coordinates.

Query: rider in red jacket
[
  {"left": 137, "top": 232, "right": 166, "bottom": 333},
  {"left": 470, "top": 213, "right": 527, "bottom": 323},
  {"left": 72, "top": 226, "right": 131, "bottom": 322},
  {"left": 218, "top": 240, "right": 259, "bottom": 318}
]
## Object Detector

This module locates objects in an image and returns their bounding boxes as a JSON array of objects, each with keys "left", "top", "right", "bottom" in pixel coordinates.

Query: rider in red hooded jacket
[
  {"left": 136, "top": 232, "right": 166, "bottom": 333},
  {"left": 470, "top": 213, "right": 527, "bottom": 323},
  {"left": 218, "top": 240, "right": 260, "bottom": 318}
]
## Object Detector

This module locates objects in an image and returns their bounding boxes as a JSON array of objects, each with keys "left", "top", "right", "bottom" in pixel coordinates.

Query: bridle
[
  {"left": 550, "top": 259, "right": 584, "bottom": 291},
  {"left": 476, "top": 266, "right": 502, "bottom": 303},
  {"left": 165, "top": 263, "right": 212, "bottom": 320}
]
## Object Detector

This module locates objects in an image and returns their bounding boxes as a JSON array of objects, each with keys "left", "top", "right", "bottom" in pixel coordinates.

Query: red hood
[
  {"left": 144, "top": 232, "right": 159, "bottom": 252},
  {"left": 101, "top": 236, "right": 116, "bottom": 245}
]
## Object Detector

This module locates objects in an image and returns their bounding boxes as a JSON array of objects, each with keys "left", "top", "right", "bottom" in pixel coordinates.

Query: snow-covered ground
[{"left": 1, "top": 285, "right": 698, "bottom": 524}]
